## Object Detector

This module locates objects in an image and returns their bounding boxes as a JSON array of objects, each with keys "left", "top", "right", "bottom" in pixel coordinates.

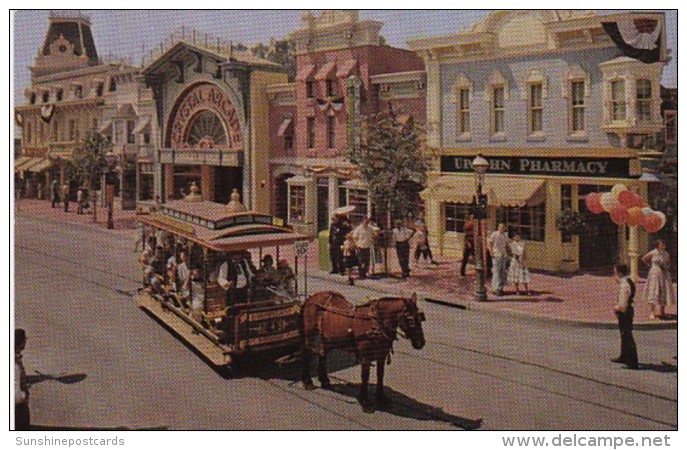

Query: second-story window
[
  {"left": 52, "top": 121, "right": 59, "bottom": 141},
  {"left": 491, "top": 86, "right": 505, "bottom": 134},
  {"left": 458, "top": 88, "right": 470, "bottom": 134},
  {"left": 636, "top": 79, "right": 652, "bottom": 122},
  {"left": 528, "top": 83, "right": 543, "bottom": 134},
  {"left": 127, "top": 120, "right": 136, "bottom": 144},
  {"left": 326, "top": 79, "right": 336, "bottom": 97},
  {"left": 610, "top": 80, "right": 626, "bottom": 121},
  {"left": 306, "top": 81, "right": 315, "bottom": 99},
  {"left": 25, "top": 123, "right": 32, "bottom": 145},
  {"left": 68, "top": 119, "right": 77, "bottom": 141},
  {"left": 42, "top": 91, "right": 49, "bottom": 103},
  {"left": 56, "top": 89, "right": 63, "bottom": 101},
  {"left": 665, "top": 111, "right": 677, "bottom": 144},
  {"left": 307, "top": 117, "right": 315, "bottom": 149},
  {"left": 29, "top": 93, "right": 36, "bottom": 104},
  {"left": 570, "top": 81, "right": 585, "bottom": 132},
  {"left": 74, "top": 85, "right": 83, "bottom": 99},
  {"left": 109, "top": 77, "right": 117, "bottom": 92},
  {"left": 96, "top": 82, "right": 104, "bottom": 97},
  {"left": 327, "top": 115, "right": 335, "bottom": 149}
]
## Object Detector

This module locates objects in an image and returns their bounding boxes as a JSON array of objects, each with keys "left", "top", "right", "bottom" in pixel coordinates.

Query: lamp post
[{"left": 472, "top": 154, "right": 489, "bottom": 302}]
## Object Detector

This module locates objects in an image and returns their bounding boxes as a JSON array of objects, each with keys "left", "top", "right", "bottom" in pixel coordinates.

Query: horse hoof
[{"left": 303, "top": 382, "right": 316, "bottom": 391}]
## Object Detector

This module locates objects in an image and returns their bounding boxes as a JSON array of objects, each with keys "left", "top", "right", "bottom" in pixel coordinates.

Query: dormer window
[
  {"left": 96, "top": 82, "right": 104, "bottom": 97},
  {"left": 109, "top": 77, "right": 117, "bottom": 92},
  {"left": 74, "top": 85, "right": 83, "bottom": 99},
  {"left": 29, "top": 93, "right": 36, "bottom": 104},
  {"left": 56, "top": 89, "right": 63, "bottom": 101},
  {"left": 42, "top": 91, "right": 49, "bottom": 103}
]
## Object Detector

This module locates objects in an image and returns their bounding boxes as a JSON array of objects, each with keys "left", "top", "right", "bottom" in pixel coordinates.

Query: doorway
[{"left": 578, "top": 185, "right": 619, "bottom": 269}]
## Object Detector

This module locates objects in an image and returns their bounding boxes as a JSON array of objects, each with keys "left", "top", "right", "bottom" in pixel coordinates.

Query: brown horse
[{"left": 301, "top": 291, "right": 426, "bottom": 412}]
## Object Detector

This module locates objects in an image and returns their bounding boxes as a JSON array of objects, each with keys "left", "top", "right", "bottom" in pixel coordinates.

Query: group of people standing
[
  {"left": 48, "top": 179, "right": 90, "bottom": 214},
  {"left": 329, "top": 214, "right": 437, "bottom": 285},
  {"left": 486, "top": 223, "right": 531, "bottom": 296}
]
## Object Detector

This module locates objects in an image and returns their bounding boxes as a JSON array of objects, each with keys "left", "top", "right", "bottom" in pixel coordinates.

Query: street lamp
[{"left": 472, "top": 154, "right": 489, "bottom": 302}]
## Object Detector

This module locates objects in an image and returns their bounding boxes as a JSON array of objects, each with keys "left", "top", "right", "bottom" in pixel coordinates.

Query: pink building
[{"left": 267, "top": 11, "right": 426, "bottom": 234}]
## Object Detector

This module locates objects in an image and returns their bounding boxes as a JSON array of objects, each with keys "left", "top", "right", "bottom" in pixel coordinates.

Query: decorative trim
[
  {"left": 521, "top": 69, "right": 548, "bottom": 100},
  {"left": 485, "top": 70, "right": 509, "bottom": 101},
  {"left": 562, "top": 65, "right": 591, "bottom": 98}
]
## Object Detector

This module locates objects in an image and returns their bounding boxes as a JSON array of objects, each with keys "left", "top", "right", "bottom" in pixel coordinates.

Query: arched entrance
[{"left": 164, "top": 82, "right": 244, "bottom": 202}]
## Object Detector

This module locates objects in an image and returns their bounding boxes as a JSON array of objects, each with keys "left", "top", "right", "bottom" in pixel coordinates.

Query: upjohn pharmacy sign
[{"left": 440, "top": 155, "right": 631, "bottom": 178}]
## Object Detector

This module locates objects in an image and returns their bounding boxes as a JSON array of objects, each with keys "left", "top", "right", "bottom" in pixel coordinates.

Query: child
[{"left": 342, "top": 232, "right": 358, "bottom": 285}]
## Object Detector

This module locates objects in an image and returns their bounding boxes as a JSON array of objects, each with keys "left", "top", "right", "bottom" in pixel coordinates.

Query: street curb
[{"left": 308, "top": 271, "right": 677, "bottom": 330}]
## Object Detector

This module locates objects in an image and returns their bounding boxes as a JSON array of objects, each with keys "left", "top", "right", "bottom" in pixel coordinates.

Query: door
[
  {"left": 578, "top": 185, "right": 619, "bottom": 269},
  {"left": 317, "top": 178, "right": 329, "bottom": 232}
]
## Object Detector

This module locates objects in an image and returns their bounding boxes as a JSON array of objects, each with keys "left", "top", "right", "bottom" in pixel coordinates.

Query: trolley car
[{"left": 135, "top": 188, "right": 313, "bottom": 368}]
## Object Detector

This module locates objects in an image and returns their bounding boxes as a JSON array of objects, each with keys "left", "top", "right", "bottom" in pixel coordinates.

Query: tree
[
  {"left": 69, "top": 130, "right": 112, "bottom": 189},
  {"left": 251, "top": 38, "right": 296, "bottom": 81},
  {"left": 348, "top": 109, "right": 430, "bottom": 227}
]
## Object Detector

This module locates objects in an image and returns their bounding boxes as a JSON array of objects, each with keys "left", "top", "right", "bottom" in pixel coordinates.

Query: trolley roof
[{"left": 138, "top": 199, "right": 312, "bottom": 252}]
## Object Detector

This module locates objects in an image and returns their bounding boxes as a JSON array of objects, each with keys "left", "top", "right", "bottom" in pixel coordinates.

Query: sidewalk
[
  {"left": 15, "top": 198, "right": 139, "bottom": 231},
  {"left": 307, "top": 248, "right": 678, "bottom": 330},
  {"left": 15, "top": 198, "right": 677, "bottom": 329}
]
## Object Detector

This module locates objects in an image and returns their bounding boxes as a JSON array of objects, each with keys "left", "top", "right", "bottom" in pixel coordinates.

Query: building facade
[
  {"left": 267, "top": 11, "right": 426, "bottom": 235},
  {"left": 140, "top": 28, "right": 288, "bottom": 211},
  {"left": 15, "top": 11, "right": 152, "bottom": 208},
  {"left": 409, "top": 10, "right": 668, "bottom": 271}
]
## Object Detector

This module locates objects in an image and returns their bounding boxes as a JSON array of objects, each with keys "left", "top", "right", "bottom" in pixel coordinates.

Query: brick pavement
[{"left": 15, "top": 197, "right": 677, "bottom": 328}]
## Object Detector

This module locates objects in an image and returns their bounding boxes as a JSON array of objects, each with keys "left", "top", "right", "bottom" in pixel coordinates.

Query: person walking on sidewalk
[
  {"left": 329, "top": 215, "right": 348, "bottom": 275},
  {"left": 15, "top": 328, "right": 30, "bottom": 430},
  {"left": 352, "top": 217, "right": 378, "bottom": 279},
  {"left": 642, "top": 239, "right": 676, "bottom": 319},
  {"left": 414, "top": 222, "right": 436, "bottom": 266},
  {"left": 611, "top": 264, "right": 639, "bottom": 370},
  {"left": 507, "top": 233, "right": 530, "bottom": 295},
  {"left": 393, "top": 219, "right": 415, "bottom": 278},
  {"left": 460, "top": 215, "right": 476, "bottom": 276},
  {"left": 487, "top": 223, "right": 510, "bottom": 296},
  {"left": 342, "top": 232, "right": 358, "bottom": 285},
  {"left": 51, "top": 179, "right": 59, "bottom": 208},
  {"left": 76, "top": 186, "right": 85, "bottom": 215},
  {"left": 62, "top": 183, "right": 70, "bottom": 212}
]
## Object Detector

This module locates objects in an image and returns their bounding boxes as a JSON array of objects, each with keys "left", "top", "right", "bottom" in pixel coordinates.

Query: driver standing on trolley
[{"left": 217, "top": 251, "right": 256, "bottom": 304}]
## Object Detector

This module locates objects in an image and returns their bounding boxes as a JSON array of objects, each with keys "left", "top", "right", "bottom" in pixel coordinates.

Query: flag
[{"left": 602, "top": 18, "right": 662, "bottom": 64}]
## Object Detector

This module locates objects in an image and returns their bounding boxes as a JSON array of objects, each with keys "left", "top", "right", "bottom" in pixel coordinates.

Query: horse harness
[{"left": 314, "top": 293, "right": 401, "bottom": 344}]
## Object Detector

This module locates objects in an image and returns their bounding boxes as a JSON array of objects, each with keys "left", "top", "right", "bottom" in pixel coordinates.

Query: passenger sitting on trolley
[
  {"left": 252, "top": 254, "right": 277, "bottom": 300},
  {"left": 217, "top": 251, "right": 256, "bottom": 304},
  {"left": 186, "top": 265, "right": 205, "bottom": 321},
  {"left": 276, "top": 259, "right": 295, "bottom": 295}
]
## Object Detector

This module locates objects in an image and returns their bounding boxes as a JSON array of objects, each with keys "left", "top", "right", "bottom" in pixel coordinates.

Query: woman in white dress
[
  {"left": 507, "top": 233, "right": 531, "bottom": 295},
  {"left": 642, "top": 239, "right": 676, "bottom": 319}
]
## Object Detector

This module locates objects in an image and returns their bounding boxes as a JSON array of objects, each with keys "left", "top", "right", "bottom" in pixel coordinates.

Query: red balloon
[
  {"left": 609, "top": 204, "right": 629, "bottom": 225},
  {"left": 641, "top": 212, "right": 663, "bottom": 233},
  {"left": 626, "top": 207, "right": 642, "bottom": 227},
  {"left": 618, "top": 190, "right": 641, "bottom": 208},
  {"left": 585, "top": 193, "right": 604, "bottom": 214}
]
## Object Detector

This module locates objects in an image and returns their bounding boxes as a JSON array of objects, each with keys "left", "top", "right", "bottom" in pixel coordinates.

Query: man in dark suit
[
  {"left": 218, "top": 252, "right": 256, "bottom": 304},
  {"left": 611, "top": 264, "right": 639, "bottom": 370}
]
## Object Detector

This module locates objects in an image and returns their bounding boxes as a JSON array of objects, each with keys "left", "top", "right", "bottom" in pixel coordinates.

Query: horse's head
[{"left": 399, "top": 293, "right": 426, "bottom": 349}]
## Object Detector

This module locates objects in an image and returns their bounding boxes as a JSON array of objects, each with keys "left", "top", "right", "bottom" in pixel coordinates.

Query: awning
[
  {"left": 14, "top": 156, "right": 32, "bottom": 171},
  {"left": 296, "top": 64, "right": 316, "bottom": 81},
  {"left": 336, "top": 59, "right": 358, "bottom": 78},
  {"left": 26, "top": 158, "right": 53, "bottom": 173},
  {"left": 133, "top": 118, "right": 151, "bottom": 134},
  {"left": 15, "top": 157, "right": 43, "bottom": 172},
  {"left": 314, "top": 62, "right": 337, "bottom": 80},
  {"left": 421, "top": 175, "right": 546, "bottom": 207},
  {"left": 277, "top": 118, "right": 293, "bottom": 136},
  {"left": 99, "top": 119, "right": 113, "bottom": 133}
]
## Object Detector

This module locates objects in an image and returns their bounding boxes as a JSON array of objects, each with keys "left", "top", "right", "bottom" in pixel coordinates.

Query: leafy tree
[
  {"left": 69, "top": 130, "right": 112, "bottom": 189},
  {"left": 348, "top": 109, "right": 430, "bottom": 229},
  {"left": 251, "top": 38, "right": 296, "bottom": 81}
]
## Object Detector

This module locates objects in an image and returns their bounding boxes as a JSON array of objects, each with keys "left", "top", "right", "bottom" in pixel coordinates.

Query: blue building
[{"left": 409, "top": 10, "right": 668, "bottom": 272}]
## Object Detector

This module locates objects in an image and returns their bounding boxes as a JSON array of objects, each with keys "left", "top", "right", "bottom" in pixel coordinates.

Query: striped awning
[
  {"left": 26, "top": 158, "right": 53, "bottom": 173},
  {"left": 14, "top": 156, "right": 32, "bottom": 171},
  {"left": 314, "top": 62, "right": 336, "bottom": 80},
  {"left": 421, "top": 174, "right": 547, "bottom": 207},
  {"left": 15, "top": 157, "right": 43, "bottom": 172}
]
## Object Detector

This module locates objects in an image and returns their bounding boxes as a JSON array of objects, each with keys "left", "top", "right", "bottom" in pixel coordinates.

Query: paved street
[{"left": 14, "top": 214, "right": 677, "bottom": 430}]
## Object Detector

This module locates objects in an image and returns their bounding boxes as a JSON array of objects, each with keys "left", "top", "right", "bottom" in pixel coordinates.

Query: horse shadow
[
  {"left": 326, "top": 379, "right": 483, "bottom": 430},
  {"left": 27, "top": 371, "right": 87, "bottom": 386}
]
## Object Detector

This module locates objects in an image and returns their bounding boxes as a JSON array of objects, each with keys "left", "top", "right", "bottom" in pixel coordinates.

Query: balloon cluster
[{"left": 584, "top": 184, "right": 666, "bottom": 233}]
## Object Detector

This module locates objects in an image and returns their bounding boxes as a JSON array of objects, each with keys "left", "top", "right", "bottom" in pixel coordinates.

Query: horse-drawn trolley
[{"left": 135, "top": 188, "right": 313, "bottom": 368}]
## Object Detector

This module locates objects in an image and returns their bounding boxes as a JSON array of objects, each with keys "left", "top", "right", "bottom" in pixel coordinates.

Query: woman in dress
[
  {"left": 507, "top": 233, "right": 530, "bottom": 295},
  {"left": 642, "top": 239, "right": 676, "bottom": 319},
  {"left": 342, "top": 232, "right": 358, "bottom": 285}
]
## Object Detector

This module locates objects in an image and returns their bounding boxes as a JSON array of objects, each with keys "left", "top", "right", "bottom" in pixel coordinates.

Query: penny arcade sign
[
  {"left": 169, "top": 83, "right": 243, "bottom": 150},
  {"left": 440, "top": 155, "right": 631, "bottom": 178}
]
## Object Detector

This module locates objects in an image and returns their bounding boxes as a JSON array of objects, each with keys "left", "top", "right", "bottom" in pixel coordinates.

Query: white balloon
[
  {"left": 600, "top": 192, "right": 619, "bottom": 212},
  {"left": 655, "top": 211, "right": 666, "bottom": 229},
  {"left": 641, "top": 206, "right": 653, "bottom": 216},
  {"left": 611, "top": 184, "right": 628, "bottom": 198}
]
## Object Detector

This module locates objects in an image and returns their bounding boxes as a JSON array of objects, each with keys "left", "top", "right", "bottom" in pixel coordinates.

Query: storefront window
[
  {"left": 444, "top": 202, "right": 471, "bottom": 232},
  {"left": 338, "top": 179, "right": 348, "bottom": 207},
  {"left": 289, "top": 185, "right": 306, "bottom": 223},
  {"left": 348, "top": 188, "right": 368, "bottom": 225},
  {"left": 498, "top": 203, "right": 546, "bottom": 242}
]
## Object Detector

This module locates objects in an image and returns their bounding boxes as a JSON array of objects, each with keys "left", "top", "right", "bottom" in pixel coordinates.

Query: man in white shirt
[
  {"left": 487, "top": 223, "right": 510, "bottom": 296},
  {"left": 352, "top": 218, "right": 379, "bottom": 279},
  {"left": 393, "top": 219, "right": 415, "bottom": 278},
  {"left": 612, "top": 264, "right": 639, "bottom": 369}
]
